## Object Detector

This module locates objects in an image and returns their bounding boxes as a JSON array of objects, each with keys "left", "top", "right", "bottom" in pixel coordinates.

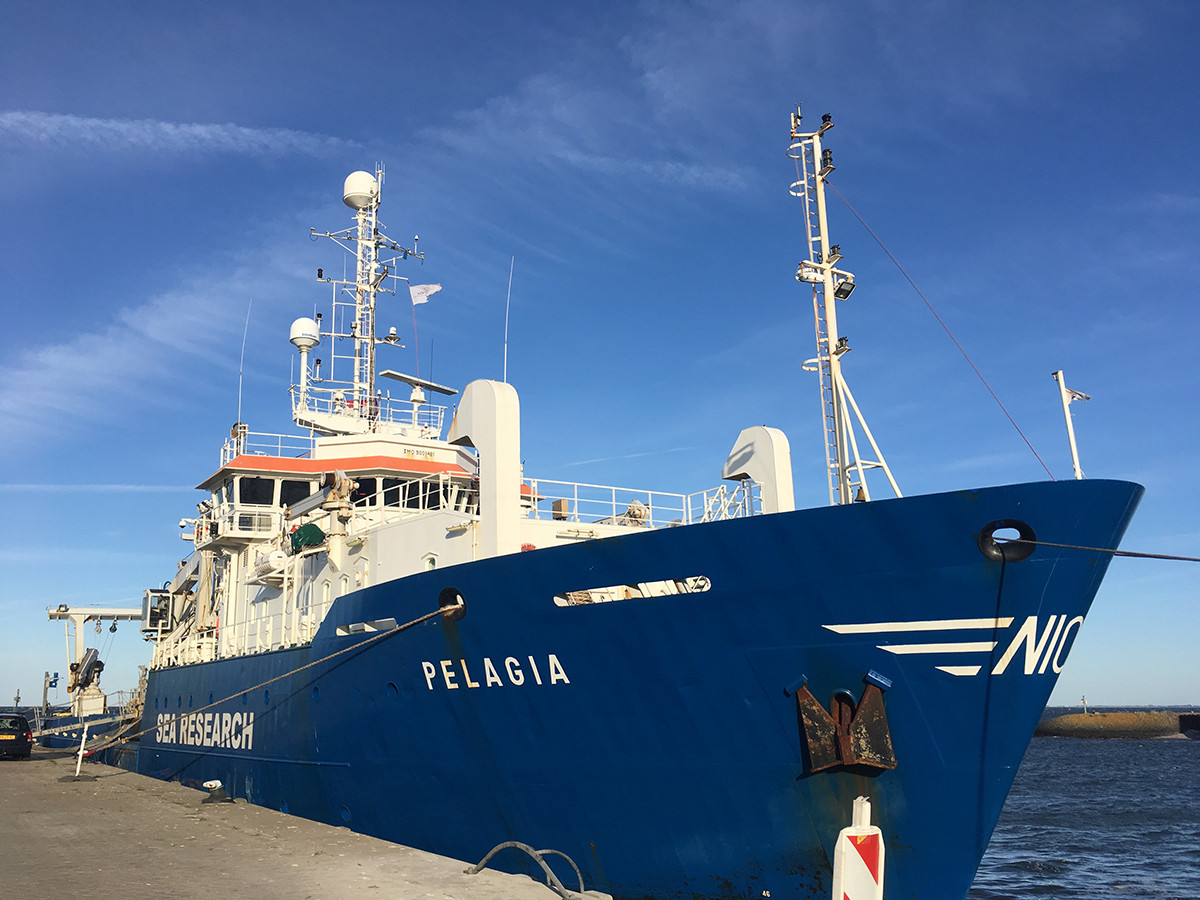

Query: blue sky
[{"left": 1, "top": 1, "right": 1197, "bottom": 709}]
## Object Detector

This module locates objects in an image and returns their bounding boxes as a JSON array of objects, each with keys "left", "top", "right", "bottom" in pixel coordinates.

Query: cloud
[
  {"left": 0, "top": 483, "right": 192, "bottom": 492},
  {"left": 0, "top": 287, "right": 222, "bottom": 442},
  {"left": 0, "top": 110, "right": 360, "bottom": 157},
  {"left": 0, "top": 252, "right": 294, "bottom": 452},
  {"left": 562, "top": 446, "right": 698, "bottom": 468},
  {"left": 1134, "top": 192, "right": 1200, "bottom": 215},
  {"left": 861, "top": 2, "right": 1141, "bottom": 116},
  {"left": 418, "top": 71, "right": 748, "bottom": 192},
  {"left": 622, "top": 0, "right": 826, "bottom": 122}
]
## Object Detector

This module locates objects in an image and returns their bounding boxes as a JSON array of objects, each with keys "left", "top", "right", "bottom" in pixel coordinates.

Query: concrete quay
[{"left": 0, "top": 748, "right": 607, "bottom": 900}]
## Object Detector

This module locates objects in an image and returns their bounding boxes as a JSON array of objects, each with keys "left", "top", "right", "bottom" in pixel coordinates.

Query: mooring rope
[
  {"left": 81, "top": 602, "right": 461, "bottom": 755},
  {"left": 999, "top": 537, "right": 1200, "bottom": 563}
]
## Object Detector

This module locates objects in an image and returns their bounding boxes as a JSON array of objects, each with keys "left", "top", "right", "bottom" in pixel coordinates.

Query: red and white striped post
[{"left": 831, "top": 796, "right": 884, "bottom": 900}]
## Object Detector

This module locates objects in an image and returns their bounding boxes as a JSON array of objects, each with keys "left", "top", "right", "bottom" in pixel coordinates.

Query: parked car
[{"left": 0, "top": 714, "right": 33, "bottom": 759}]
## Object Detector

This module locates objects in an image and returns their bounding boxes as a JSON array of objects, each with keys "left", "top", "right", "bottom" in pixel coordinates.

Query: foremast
[{"left": 788, "top": 107, "right": 900, "bottom": 506}]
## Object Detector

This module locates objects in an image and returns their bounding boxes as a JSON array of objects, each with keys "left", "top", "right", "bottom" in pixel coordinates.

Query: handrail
[
  {"left": 525, "top": 478, "right": 760, "bottom": 527},
  {"left": 221, "top": 431, "right": 316, "bottom": 466}
]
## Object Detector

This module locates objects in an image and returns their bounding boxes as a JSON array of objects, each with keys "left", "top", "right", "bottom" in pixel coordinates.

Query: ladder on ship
[{"left": 788, "top": 106, "right": 900, "bottom": 506}]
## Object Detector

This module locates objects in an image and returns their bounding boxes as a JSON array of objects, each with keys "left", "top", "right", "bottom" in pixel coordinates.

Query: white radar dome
[
  {"left": 289, "top": 317, "right": 321, "bottom": 351},
  {"left": 343, "top": 171, "right": 379, "bottom": 210}
]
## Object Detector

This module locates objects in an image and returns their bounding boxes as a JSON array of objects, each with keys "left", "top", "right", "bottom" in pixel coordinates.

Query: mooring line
[
  {"left": 999, "top": 538, "right": 1200, "bottom": 563},
  {"left": 83, "top": 602, "right": 460, "bottom": 754}
]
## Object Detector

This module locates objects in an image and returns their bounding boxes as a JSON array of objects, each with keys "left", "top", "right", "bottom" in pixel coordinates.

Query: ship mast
[
  {"left": 297, "top": 165, "right": 424, "bottom": 435},
  {"left": 788, "top": 107, "right": 900, "bottom": 506}
]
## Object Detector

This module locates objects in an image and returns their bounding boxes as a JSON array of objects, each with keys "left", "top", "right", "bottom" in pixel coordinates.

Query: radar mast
[{"left": 293, "top": 165, "right": 430, "bottom": 437}]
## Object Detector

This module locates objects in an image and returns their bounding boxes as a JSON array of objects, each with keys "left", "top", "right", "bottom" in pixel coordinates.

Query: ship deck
[{"left": 1, "top": 748, "right": 608, "bottom": 899}]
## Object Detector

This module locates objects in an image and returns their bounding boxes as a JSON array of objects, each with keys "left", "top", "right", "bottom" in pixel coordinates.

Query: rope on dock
[{"left": 465, "top": 841, "right": 586, "bottom": 899}]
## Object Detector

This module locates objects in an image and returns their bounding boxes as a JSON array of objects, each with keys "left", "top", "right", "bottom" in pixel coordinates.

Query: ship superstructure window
[
  {"left": 383, "top": 477, "right": 403, "bottom": 507},
  {"left": 352, "top": 477, "right": 378, "bottom": 507},
  {"left": 280, "top": 479, "right": 312, "bottom": 508},
  {"left": 410, "top": 481, "right": 442, "bottom": 510},
  {"left": 238, "top": 476, "right": 275, "bottom": 506}
]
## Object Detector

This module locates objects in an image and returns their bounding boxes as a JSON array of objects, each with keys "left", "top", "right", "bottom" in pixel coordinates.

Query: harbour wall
[{"left": 1035, "top": 710, "right": 1200, "bottom": 739}]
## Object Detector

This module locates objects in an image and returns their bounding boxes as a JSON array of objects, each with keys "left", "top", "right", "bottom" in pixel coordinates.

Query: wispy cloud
[
  {"left": 0, "top": 252, "right": 294, "bottom": 451},
  {"left": 1133, "top": 192, "right": 1200, "bottom": 215},
  {"left": 623, "top": 0, "right": 827, "bottom": 123},
  {"left": 562, "top": 446, "right": 698, "bottom": 468},
  {"left": 419, "top": 71, "right": 748, "bottom": 192},
  {"left": 0, "top": 547, "right": 169, "bottom": 564},
  {"left": 0, "top": 110, "right": 359, "bottom": 157},
  {"left": 0, "top": 286, "right": 226, "bottom": 443},
  {"left": 863, "top": 2, "right": 1140, "bottom": 117},
  {"left": 0, "top": 483, "right": 192, "bottom": 492}
]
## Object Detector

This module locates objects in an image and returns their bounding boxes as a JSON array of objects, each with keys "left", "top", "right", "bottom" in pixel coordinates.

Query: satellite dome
[
  {"left": 343, "top": 171, "right": 379, "bottom": 210},
  {"left": 289, "top": 317, "right": 320, "bottom": 351}
]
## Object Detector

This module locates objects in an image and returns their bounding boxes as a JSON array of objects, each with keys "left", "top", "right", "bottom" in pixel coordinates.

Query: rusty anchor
[{"left": 787, "top": 672, "right": 897, "bottom": 773}]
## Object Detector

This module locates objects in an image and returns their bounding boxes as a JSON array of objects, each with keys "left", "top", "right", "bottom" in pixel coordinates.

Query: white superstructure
[{"left": 143, "top": 168, "right": 792, "bottom": 670}]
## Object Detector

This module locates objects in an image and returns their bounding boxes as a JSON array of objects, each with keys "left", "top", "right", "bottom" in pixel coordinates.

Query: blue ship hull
[{"left": 136, "top": 478, "right": 1141, "bottom": 899}]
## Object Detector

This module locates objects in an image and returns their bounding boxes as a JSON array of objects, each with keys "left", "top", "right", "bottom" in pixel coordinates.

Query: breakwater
[{"left": 1035, "top": 710, "right": 1199, "bottom": 738}]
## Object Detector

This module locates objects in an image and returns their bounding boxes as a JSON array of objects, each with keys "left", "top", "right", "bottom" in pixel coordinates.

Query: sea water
[{"left": 968, "top": 733, "right": 1200, "bottom": 898}]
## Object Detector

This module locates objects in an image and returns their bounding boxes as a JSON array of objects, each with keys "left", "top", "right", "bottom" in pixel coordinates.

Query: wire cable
[
  {"left": 80, "top": 601, "right": 461, "bottom": 754},
  {"left": 825, "top": 181, "right": 1056, "bottom": 480}
]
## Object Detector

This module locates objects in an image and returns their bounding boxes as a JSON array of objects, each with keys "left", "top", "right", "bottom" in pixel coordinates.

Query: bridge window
[
  {"left": 383, "top": 478, "right": 404, "bottom": 507},
  {"left": 351, "top": 477, "right": 378, "bottom": 507},
  {"left": 238, "top": 476, "right": 275, "bottom": 506},
  {"left": 280, "top": 479, "right": 312, "bottom": 507}
]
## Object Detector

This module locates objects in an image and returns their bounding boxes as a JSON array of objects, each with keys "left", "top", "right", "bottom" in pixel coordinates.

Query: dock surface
[{"left": 0, "top": 749, "right": 594, "bottom": 899}]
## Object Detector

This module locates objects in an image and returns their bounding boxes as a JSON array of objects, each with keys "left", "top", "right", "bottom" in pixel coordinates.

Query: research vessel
[{"left": 127, "top": 109, "right": 1142, "bottom": 899}]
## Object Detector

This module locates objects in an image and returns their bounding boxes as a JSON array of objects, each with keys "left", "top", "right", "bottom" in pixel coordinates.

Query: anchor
[{"left": 788, "top": 672, "right": 897, "bottom": 773}]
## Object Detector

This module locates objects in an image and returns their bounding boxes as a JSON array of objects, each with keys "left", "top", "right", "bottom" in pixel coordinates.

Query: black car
[{"left": 0, "top": 714, "right": 33, "bottom": 759}]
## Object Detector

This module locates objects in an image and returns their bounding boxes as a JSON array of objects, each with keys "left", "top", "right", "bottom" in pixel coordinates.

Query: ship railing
[
  {"left": 108, "top": 688, "right": 138, "bottom": 711},
  {"left": 197, "top": 506, "right": 283, "bottom": 540},
  {"left": 221, "top": 430, "right": 316, "bottom": 465},
  {"left": 289, "top": 386, "right": 447, "bottom": 432},
  {"left": 339, "top": 471, "right": 481, "bottom": 521},
  {"left": 524, "top": 478, "right": 761, "bottom": 528},
  {"left": 216, "top": 600, "right": 322, "bottom": 659},
  {"left": 691, "top": 479, "right": 761, "bottom": 522},
  {"left": 163, "top": 635, "right": 218, "bottom": 668}
]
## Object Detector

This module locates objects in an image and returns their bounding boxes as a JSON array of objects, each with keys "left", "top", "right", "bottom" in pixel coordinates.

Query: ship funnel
[{"left": 343, "top": 171, "right": 379, "bottom": 210}]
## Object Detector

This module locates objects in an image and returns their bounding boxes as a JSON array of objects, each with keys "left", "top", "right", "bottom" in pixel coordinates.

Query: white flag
[{"left": 409, "top": 283, "right": 442, "bottom": 305}]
